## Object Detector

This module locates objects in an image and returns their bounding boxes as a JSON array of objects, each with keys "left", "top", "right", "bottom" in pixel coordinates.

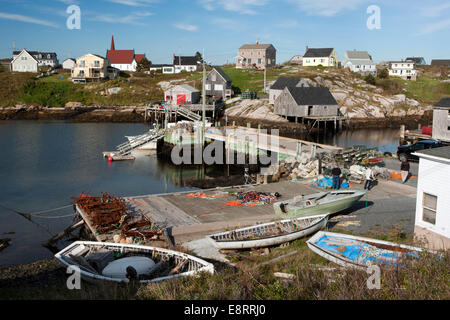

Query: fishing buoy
[{"left": 108, "top": 156, "right": 113, "bottom": 162}]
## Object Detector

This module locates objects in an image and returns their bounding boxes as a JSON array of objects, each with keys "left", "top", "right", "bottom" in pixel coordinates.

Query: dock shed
[
  {"left": 432, "top": 98, "right": 450, "bottom": 142},
  {"left": 205, "top": 67, "right": 233, "bottom": 99},
  {"left": 269, "top": 77, "right": 310, "bottom": 105},
  {"left": 274, "top": 87, "right": 339, "bottom": 119},
  {"left": 165, "top": 84, "right": 200, "bottom": 105}
]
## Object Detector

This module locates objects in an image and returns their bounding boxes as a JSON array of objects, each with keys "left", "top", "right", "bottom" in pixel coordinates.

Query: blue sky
[{"left": 0, "top": 0, "right": 449, "bottom": 65}]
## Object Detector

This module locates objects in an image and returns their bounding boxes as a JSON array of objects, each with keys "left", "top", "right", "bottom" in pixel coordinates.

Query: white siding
[{"left": 415, "top": 157, "right": 450, "bottom": 239}]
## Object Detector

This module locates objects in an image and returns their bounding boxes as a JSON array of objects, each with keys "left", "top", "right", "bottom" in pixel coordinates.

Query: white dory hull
[
  {"left": 207, "top": 214, "right": 329, "bottom": 250},
  {"left": 55, "top": 241, "right": 214, "bottom": 284}
]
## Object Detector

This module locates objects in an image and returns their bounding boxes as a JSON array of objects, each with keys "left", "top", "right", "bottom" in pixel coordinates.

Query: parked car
[{"left": 397, "top": 140, "right": 443, "bottom": 161}]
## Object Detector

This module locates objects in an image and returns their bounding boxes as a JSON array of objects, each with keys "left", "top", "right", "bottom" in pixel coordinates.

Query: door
[{"left": 176, "top": 94, "right": 186, "bottom": 105}]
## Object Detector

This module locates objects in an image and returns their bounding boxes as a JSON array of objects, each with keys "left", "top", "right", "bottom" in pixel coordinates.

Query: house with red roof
[{"left": 106, "top": 35, "right": 146, "bottom": 72}]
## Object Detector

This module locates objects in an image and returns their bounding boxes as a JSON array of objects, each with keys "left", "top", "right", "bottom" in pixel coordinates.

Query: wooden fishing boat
[
  {"left": 207, "top": 214, "right": 329, "bottom": 250},
  {"left": 55, "top": 241, "right": 214, "bottom": 284},
  {"left": 307, "top": 231, "right": 426, "bottom": 270},
  {"left": 273, "top": 190, "right": 366, "bottom": 219}
]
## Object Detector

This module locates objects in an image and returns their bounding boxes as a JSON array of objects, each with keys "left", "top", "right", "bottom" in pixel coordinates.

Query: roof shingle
[
  {"left": 286, "top": 87, "right": 338, "bottom": 106},
  {"left": 304, "top": 48, "right": 334, "bottom": 58}
]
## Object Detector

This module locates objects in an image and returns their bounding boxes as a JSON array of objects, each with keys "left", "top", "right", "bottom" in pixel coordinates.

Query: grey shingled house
[
  {"left": 274, "top": 87, "right": 339, "bottom": 119},
  {"left": 205, "top": 67, "right": 233, "bottom": 99},
  {"left": 269, "top": 77, "right": 310, "bottom": 105}
]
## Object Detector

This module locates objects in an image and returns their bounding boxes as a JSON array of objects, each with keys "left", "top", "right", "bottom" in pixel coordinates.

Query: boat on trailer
[
  {"left": 307, "top": 231, "right": 426, "bottom": 270},
  {"left": 55, "top": 241, "right": 214, "bottom": 284},
  {"left": 207, "top": 214, "right": 329, "bottom": 250},
  {"left": 273, "top": 190, "right": 366, "bottom": 219}
]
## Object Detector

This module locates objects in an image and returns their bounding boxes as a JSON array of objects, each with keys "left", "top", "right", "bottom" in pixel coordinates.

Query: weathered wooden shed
[
  {"left": 164, "top": 84, "right": 200, "bottom": 105},
  {"left": 274, "top": 87, "right": 339, "bottom": 118},
  {"left": 269, "top": 77, "right": 310, "bottom": 105},
  {"left": 205, "top": 67, "right": 233, "bottom": 99},
  {"left": 432, "top": 97, "right": 450, "bottom": 142}
]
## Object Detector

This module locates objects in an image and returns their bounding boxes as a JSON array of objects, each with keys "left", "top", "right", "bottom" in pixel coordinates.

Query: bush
[
  {"left": 364, "top": 74, "right": 376, "bottom": 85},
  {"left": 377, "top": 79, "right": 403, "bottom": 95},
  {"left": 378, "top": 68, "right": 389, "bottom": 79}
]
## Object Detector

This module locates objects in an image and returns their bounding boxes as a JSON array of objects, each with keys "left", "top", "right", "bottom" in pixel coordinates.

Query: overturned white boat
[
  {"left": 55, "top": 241, "right": 214, "bottom": 284},
  {"left": 207, "top": 214, "right": 329, "bottom": 250}
]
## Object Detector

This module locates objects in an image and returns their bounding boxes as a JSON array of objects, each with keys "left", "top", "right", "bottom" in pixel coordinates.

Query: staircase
[
  {"left": 177, "top": 106, "right": 202, "bottom": 122},
  {"left": 116, "top": 129, "right": 164, "bottom": 155}
]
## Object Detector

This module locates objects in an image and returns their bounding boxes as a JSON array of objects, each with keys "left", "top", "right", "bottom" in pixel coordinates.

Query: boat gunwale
[
  {"left": 208, "top": 214, "right": 329, "bottom": 243},
  {"left": 273, "top": 190, "right": 366, "bottom": 210},
  {"left": 55, "top": 241, "right": 214, "bottom": 284}
]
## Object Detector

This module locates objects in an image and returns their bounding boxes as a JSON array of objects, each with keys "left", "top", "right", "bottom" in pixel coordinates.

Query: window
[
  {"left": 205, "top": 84, "right": 211, "bottom": 90},
  {"left": 422, "top": 193, "right": 437, "bottom": 225},
  {"left": 258, "top": 59, "right": 262, "bottom": 64},
  {"left": 94, "top": 60, "right": 100, "bottom": 67},
  {"left": 214, "top": 84, "right": 223, "bottom": 91},
  {"left": 211, "top": 74, "right": 216, "bottom": 81},
  {"left": 248, "top": 59, "right": 252, "bottom": 64}
]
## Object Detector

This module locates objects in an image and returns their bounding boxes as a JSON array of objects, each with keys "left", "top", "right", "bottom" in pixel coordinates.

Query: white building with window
[
  {"left": 11, "top": 49, "right": 38, "bottom": 72},
  {"left": 388, "top": 61, "right": 417, "bottom": 80},
  {"left": 412, "top": 146, "right": 450, "bottom": 250}
]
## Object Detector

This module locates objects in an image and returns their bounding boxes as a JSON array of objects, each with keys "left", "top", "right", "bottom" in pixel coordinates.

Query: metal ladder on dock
[
  {"left": 177, "top": 106, "right": 202, "bottom": 122},
  {"left": 116, "top": 129, "right": 164, "bottom": 155}
]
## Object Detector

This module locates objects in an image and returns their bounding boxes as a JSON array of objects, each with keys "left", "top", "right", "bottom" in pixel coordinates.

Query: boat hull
[
  {"left": 306, "top": 231, "right": 426, "bottom": 270},
  {"left": 207, "top": 214, "right": 328, "bottom": 250},
  {"left": 273, "top": 191, "right": 365, "bottom": 219},
  {"left": 55, "top": 241, "right": 214, "bottom": 284}
]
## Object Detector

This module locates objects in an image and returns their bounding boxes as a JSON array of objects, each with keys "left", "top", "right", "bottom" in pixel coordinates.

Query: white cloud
[
  {"left": 286, "top": 0, "right": 369, "bottom": 16},
  {"left": 94, "top": 11, "right": 153, "bottom": 25},
  {"left": 107, "top": 0, "right": 158, "bottom": 6},
  {"left": 0, "top": 12, "right": 58, "bottom": 28},
  {"left": 199, "top": 0, "right": 268, "bottom": 15},
  {"left": 174, "top": 23, "right": 198, "bottom": 32},
  {"left": 416, "top": 18, "right": 450, "bottom": 35}
]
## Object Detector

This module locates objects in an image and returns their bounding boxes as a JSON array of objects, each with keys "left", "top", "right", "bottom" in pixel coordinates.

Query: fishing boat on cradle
[
  {"left": 207, "top": 214, "right": 329, "bottom": 250},
  {"left": 273, "top": 190, "right": 366, "bottom": 219},
  {"left": 55, "top": 241, "right": 214, "bottom": 284},
  {"left": 307, "top": 231, "right": 427, "bottom": 270}
]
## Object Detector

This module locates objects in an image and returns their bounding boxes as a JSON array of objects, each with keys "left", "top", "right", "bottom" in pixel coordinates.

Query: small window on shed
[{"left": 422, "top": 193, "right": 437, "bottom": 225}]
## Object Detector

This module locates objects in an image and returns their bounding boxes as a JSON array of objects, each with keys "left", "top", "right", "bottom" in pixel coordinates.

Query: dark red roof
[
  {"left": 107, "top": 49, "right": 135, "bottom": 64},
  {"left": 135, "top": 54, "right": 145, "bottom": 63}
]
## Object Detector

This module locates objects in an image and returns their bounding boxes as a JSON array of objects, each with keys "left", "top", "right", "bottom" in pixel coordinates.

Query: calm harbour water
[{"left": 0, "top": 121, "right": 400, "bottom": 267}]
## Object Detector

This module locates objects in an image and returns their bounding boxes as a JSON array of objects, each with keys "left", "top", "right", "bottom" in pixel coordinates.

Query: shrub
[
  {"left": 364, "top": 74, "right": 376, "bottom": 85},
  {"left": 378, "top": 68, "right": 389, "bottom": 79}
]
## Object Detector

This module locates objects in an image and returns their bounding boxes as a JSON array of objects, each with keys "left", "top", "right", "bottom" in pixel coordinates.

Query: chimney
[
  {"left": 256, "top": 41, "right": 259, "bottom": 45},
  {"left": 305, "top": 45, "right": 309, "bottom": 52}
]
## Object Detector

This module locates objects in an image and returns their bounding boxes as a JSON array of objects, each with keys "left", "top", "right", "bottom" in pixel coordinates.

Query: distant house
[
  {"left": 343, "top": 50, "right": 377, "bottom": 76},
  {"left": 11, "top": 49, "right": 38, "bottom": 72},
  {"left": 71, "top": 53, "right": 117, "bottom": 83},
  {"left": 406, "top": 57, "right": 426, "bottom": 65},
  {"left": 205, "top": 67, "right": 232, "bottom": 99},
  {"left": 106, "top": 35, "right": 146, "bottom": 72},
  {"left": 431, "top": 59, "right": 450, "bottom": 67},
  {"left": 0, "top": 59, "right": 11, "bottom": 71},
  {"left": 62, "top": 58, "right": 76, "bottom": 70},
  {"left": 289, "top": 55, "right": 303, "bottom": 65},
  {"left": 412, "top": 146, "right": 450, "bottom": 250},
  {"left": 388, "top": 60, "right": 417, "bottom": 80},
  {"left": 13, "top": 50, "right": 58, "bottom": 68},
  {"left": 172, "top": 55, "right": 200, "bottom": 73},
  {"left": 164, "top": 84, "right": 200, "bottom": 105},
  {"left": 269, "top": 77, "right": 310, "bottom": 105},
  {"left": 274, "top": 87, "right": 339, "bottom": 119},
  {"left": 303, "top": 46, "right": 337, "bottom": 67},
  {"left": 236, "top": 42, "right": 276, "bottom": 70},
  {"left": 432, "top": 98, "right": 450, "bottom": 143}
]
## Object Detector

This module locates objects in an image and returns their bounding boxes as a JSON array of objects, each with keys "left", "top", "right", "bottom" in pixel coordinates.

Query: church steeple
[{"left": 110, "top": 35, "right": 115, "bottom": 51}]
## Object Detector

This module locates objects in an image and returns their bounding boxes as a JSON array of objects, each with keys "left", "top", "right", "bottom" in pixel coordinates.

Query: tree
[
  {"left": 378, "top": 68, "right": 389, "bottom": 79},
  {"left": 195, "top": 51, "right": 203, "bottom": 63},
  {"left": 136, "top": 57, "right": 152, "bottom": 72}
]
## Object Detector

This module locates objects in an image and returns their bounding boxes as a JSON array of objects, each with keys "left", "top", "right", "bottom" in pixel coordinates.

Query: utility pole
[
  {"left": 201, "top": 51, "right": 206, "bottom": 147},
  {"left": 264, "top": 67, "right": 266, "bottom": 93}
]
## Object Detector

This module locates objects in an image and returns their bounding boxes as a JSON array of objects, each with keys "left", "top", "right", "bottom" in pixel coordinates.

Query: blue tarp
[{"left": 311, "top": 176, "right": 349, "bottom": 189}]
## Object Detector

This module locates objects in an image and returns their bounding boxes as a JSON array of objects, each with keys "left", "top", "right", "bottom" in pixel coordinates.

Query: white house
[
  {"left": 11, "top": 49, "right": 38, "bottom": 72},
  {"left": 172, "top": 55, "right": 200, "bottom": 73},
  {"left": 13, "top": 50, "right": 58, "bottom": 68},
  {"left": 106, "top": 36, "right": 146, "bottom": 72},
  {"left": 412, "top": 146, "right": 450, "bottom": 250},
  {"left": 62, "top": 58, "right": 76, "bottom": 70},
  {"left": 343, "top": 50, "right": 376, "bottom": 76},
  {"left": 388, "top": 61, "right": 417, "bottom": 80}
]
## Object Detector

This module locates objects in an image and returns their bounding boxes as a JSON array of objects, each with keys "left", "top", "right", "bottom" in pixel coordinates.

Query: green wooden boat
[{"left": 273, "top": 190, "right": 366, "bottom": 219}]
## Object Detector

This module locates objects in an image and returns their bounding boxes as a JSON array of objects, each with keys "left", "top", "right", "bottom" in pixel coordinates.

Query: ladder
[
  {"left": 177, "top": 106, "right": 202, "bottom": 122},
  {"left": 115, "top": 129, "right": 164, "bottom": 155}
]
